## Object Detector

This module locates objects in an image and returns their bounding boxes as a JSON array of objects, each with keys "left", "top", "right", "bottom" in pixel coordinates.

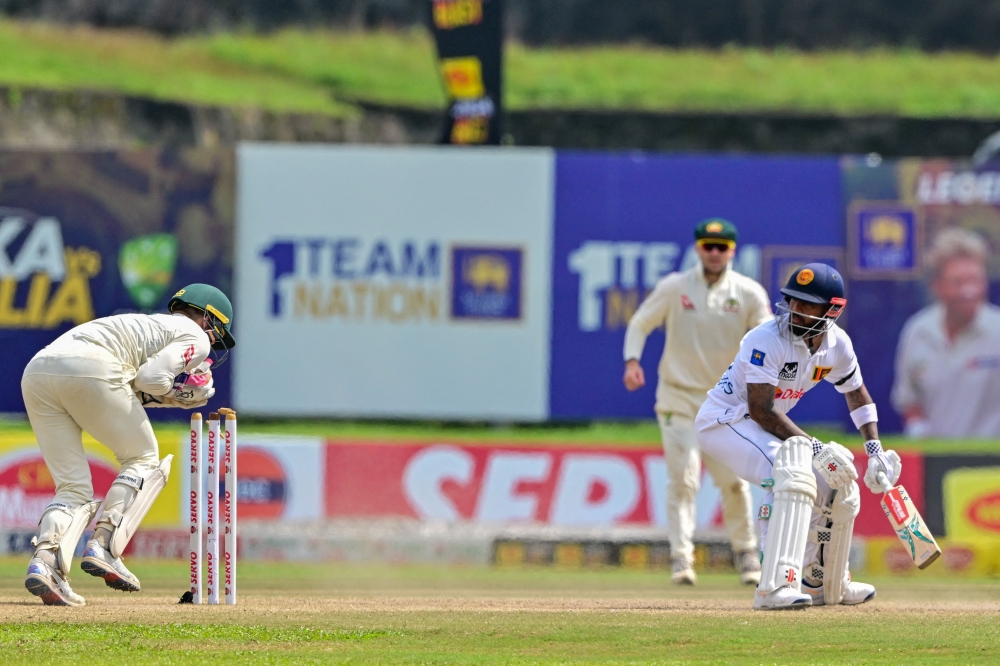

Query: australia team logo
[{"left": 451, "top": 246, "right": 523, "bottom": 320}]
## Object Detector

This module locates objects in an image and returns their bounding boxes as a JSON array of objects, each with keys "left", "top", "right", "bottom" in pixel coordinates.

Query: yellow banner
[
  {"left": 866, "top": 537, "right": 1000, "bottom": 576},
  {"left": 944, "top": 467, "right": 1000, "bottom": 539},
  {"left": 0, "top": 428, "right": 181, "bottom": 528}
]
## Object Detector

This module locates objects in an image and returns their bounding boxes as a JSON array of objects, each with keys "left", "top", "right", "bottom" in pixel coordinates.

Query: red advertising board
[
  {"left": 326, "top": 442, "right": 668, "bottom": 526},
  {"left": 324, "top": 440, "right": 925, "bottom": 535}
]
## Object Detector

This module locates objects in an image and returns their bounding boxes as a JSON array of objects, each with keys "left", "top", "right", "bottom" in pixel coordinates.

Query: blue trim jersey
[{"left": 700, "top": 318, "right": 864, "bottom": 424}]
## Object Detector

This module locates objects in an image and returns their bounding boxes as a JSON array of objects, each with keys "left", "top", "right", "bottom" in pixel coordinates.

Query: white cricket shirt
[
  {"left": 892, "top": 302, "right": 1000, "bottom": 438},
  {"left": 24, "top": 313, "right": 211, "bottom": 395},
  {"left": 700, "top": 318, "right": 864, "bottom": 424},
  {"left": 624, "top": 263, "right": 771, "bottom": 418}
]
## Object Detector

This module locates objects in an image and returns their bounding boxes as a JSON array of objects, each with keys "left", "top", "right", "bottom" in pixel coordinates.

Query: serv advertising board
[
  {"left": 550, "top": 152, "right": 845, "bottom": 421},
  {"left": 0, "top": 149, "right": 236, "bottom": 415},
  {"left": 325, "top": 440, "right": 764, "bottom": 529},
  {"left": 234, "top": 145, "right": 554, "bottom": 420},
  {"left": 324, "top": 441, "right": 917, "bottom": 535}
]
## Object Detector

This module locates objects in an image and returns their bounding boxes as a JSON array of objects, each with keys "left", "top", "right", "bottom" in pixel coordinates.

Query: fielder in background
[
  {"left": 695, "top": 263, "right": 903, "bottom": 610},
  {"left": 623, "top": 219, "right": 771, "bottom": 585},
  {"left": 893, "top": 228, "right": 1000, "bottom": 438},
  {"left": 21, "top": 284, "right": 235, "bottom": 607}
]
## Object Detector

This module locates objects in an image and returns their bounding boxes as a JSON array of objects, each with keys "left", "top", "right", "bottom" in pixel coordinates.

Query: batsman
[
  {"left": 696, "top": 263, "right": 902, "bottom": 610},
  {"left": 21, "top": 284, "right": 235, "bottom": 606}
]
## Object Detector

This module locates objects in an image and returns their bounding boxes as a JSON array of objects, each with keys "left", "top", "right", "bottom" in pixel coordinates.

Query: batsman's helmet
[
  {"left": 168, "top": 283, "right": 235, "bottom": 351},
  {"left": 776, "top": 263, "right": 846, "bottom": 338},
  {"left": 779, "top": 263, "right": 845, "bottom": 304}
]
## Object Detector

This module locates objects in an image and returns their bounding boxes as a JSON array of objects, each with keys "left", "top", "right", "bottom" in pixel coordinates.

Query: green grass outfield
[
  {"left": 2, "top": 416, "right": 999, "bottom": 454},
  {"left": 1, "top": 557, "right": 999, "bottom": 664},
  {"left": 4, "top": 20, "right": 1000, "bottom": 119}
]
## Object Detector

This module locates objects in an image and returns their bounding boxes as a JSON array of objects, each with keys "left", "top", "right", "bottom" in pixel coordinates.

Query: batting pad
[
  {"left": 109, "top": 455, "right": 173, "bottom": 558},
  {"left": 759, "top": 436, "right": 818, "bottom": 594},
  {"left": 823, "top": 481, "right": 860, "bottom": 605}
]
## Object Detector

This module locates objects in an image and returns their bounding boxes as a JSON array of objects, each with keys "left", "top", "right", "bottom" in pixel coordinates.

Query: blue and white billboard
[
  {"left": 549, "top": 152, "right": 846, "bottom": 422},
  {"left": 235, "top": 145, "right": 555, "bottom": 420}
]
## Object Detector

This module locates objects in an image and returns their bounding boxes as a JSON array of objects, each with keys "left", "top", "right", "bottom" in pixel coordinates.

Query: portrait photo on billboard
[{"left": 843, "top": 157, "right": 1000, "bottom": 437}]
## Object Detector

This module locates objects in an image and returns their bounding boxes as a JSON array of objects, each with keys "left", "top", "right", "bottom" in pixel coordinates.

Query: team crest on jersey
[
  {"left": 750, "top": 349, "right": 766, "bottom": 366},
  {"left": 723, "top": 297, "right": 740, "bottom": 313},
  {"left": 812, "top": 366, "right": 833, "bottom": 382},
  {"left": 778, "top": 362, "right": 798, "bottom": 380},
  {"left": 681, "top": 295, "right": 695, "bottom": 310}
]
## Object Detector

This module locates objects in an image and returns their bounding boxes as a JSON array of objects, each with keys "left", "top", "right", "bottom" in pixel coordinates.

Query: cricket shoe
[
  {"left": 24, "top": 556, "right": 85, "bottom": 607},
  {"left": 735, "top": 550, "right": 761, "bottom": 586},
  {"left": 802, "top": 578, "right": 876, "bottom": 606},
  {"left": 80, "top": 539, "right": 140, "bottom": 592},
  {"left": 670, "top": 559, "right": 697, "bottom": 585},
  {"left": 752, "top": 586, "right": 812, "bottom": 611}
]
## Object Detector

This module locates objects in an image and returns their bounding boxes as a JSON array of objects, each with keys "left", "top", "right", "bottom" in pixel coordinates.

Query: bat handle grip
[{"left": 876, "top": 471, "right": 893, "bottom": 494}]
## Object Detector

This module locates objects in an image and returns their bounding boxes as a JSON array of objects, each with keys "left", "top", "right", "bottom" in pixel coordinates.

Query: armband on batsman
[{"left": 850, "top": 403, "right": 877, "bottom": 430}]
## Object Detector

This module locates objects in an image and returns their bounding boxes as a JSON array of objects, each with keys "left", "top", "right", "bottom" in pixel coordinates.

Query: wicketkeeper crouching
[{"left": 21, "top": 284, "right": 235, "bottom": 606}]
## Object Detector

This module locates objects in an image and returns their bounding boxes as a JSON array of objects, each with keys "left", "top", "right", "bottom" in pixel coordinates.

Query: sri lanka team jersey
[{"left": 700, "top": 318, "right": 864, "bottom": 424}]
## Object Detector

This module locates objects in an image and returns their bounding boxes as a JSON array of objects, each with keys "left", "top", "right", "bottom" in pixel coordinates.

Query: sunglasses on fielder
[{"left": 697, "top": 239, "right": 736, "bottom": 253}]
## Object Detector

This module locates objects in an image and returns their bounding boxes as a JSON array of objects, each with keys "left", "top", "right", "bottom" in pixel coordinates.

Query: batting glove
[
  {"left": 863, "top": 440, "right": 902, "bottom": 493},
  {"left": 812, "top": 441, "right": 858, "bottom": 489}
]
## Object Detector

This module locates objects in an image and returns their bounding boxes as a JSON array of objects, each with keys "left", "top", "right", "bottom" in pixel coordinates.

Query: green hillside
[{"left": 2, "top": 20, "right": 1000, "bottom": 119}]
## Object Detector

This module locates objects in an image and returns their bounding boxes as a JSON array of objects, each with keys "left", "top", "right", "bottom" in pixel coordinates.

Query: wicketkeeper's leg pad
[
  {"left": 98, "top": 455, "right": 173, "bottom": 558},
  {"left": 35, "top": 500, "right": 102, "bottom": 575},
  {"left": 818, "top": 480, "right": 860, "bottom": 605},
  {"left": 759, "top": 436, "right": 818, "bottom": 594}
]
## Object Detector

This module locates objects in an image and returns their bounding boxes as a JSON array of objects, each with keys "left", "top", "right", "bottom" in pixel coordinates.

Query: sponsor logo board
[
  {"left": 848, "top": 203, "right": 921, "bottom": 278},
  {"left": 0, "top": 212, "right": 100, "bottom": 330},
  {"left": 0, "top": 432, "right": 181, "bottom": 528},
  {"left": 550, "top": 153, "right": 845, "bottom": 420},
  {"left": 236, "top": 146, "right": 553, "bottom": 419},
  {"left": 183, "top": 434, "right": 324, "bottom": 524},
  {"left": 324, "top": 440, "right": 769, "bottom": 528},
  {"left": 943, "top": 467, "right": 1000, "bottom": 539}
]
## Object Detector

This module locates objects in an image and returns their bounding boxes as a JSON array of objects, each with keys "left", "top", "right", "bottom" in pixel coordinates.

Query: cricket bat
[{"left": 878, "top": 475, "right": 941, "bottom": 570}]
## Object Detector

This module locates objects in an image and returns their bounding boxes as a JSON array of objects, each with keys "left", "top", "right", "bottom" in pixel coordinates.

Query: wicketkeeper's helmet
[{"left": 168, "top": 283, "right": 236, "bottom": 351}]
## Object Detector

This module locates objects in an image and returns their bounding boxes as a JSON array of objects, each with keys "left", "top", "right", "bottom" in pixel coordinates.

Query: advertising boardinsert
[{"left": 235, "top": 145, "right": 554, "bottom": 420}]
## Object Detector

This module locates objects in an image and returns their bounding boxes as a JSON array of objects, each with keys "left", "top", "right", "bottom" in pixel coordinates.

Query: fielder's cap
[
  {"left": 780, "top": 263, "right": 845, "bottom": 305},
  {"left": 168, "top": 283, "right": 236, "bottom": 350},
  {"left": 695, "top": 218, "right": 738, "bottom": 244}
]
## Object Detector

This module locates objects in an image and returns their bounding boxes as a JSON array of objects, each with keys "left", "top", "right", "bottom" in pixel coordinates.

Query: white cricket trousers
[
  {"left": 21, "top": 370, "right": 160, "bottom": 533},
  {"left": 695, "top": 413, "right": 836, "bottom": 569},
  {"left": 658, "top": 413, "right": 757, "bottom": 566}
]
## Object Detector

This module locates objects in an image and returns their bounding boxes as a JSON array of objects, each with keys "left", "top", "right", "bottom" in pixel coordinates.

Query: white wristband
[{"left": 850, "top": 403, "right": 878, "bottom": 430}]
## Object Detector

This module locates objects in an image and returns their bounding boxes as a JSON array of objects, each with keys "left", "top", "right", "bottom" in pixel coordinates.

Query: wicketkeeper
[
  {"left": 624, "top": 219, "right": 771, "bottom": 585},
  {"left": 22, "top": 284, "right": 235, "bottom": 606},
  {"left": 695, "top": 263, "right": 902, "bottom": 610}
]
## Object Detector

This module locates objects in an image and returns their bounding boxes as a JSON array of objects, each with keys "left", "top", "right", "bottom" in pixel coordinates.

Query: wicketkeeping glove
[
  {"left": 137, "top": 361, "right": 215, "bottom": 409},
  {"left": 812, "top": 440, "right": 858, "bottom": 489},
  {"left": 863, "top": 440, "right": 902, "bottom": 493},
  {"left": 138, "top": 391, "right": 210, "bottom": 409}
]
